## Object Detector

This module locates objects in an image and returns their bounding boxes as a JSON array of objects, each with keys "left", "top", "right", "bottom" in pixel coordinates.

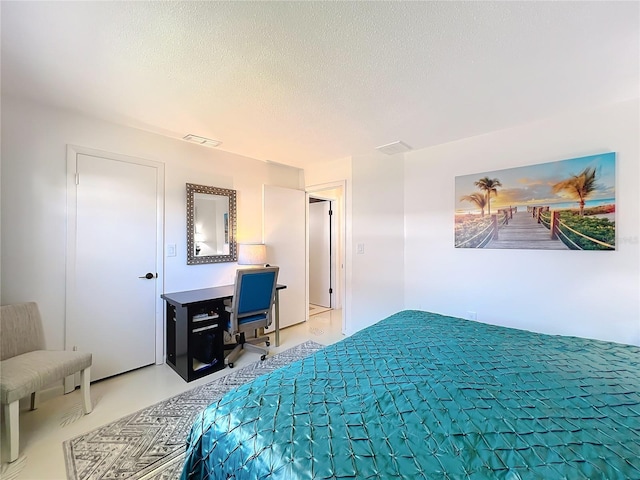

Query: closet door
[
  {"left": 66, "top": 148, "right": 163, "bottom": 381},
  {"left": 263, "top": 185, "right": 307, "bottom": 329}
]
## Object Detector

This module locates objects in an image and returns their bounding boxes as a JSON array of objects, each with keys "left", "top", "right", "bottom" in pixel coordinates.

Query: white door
[
  {"left": 309, "top": 200, "right": 331, "bottom": 307},
  {"left": 66, "top": 149, "right": 163, "bottom": 381},
  {"left": 263, "top": 185, "right": 307, "bottom": 329}
]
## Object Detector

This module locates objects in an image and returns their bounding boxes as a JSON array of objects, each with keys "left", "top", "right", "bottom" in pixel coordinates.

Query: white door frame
[
  {"left": 306, "top": 181, "right": 346, "bottom": 334},
  {"left": 65, "top": 145, "right": 165, "bottom": 371}
]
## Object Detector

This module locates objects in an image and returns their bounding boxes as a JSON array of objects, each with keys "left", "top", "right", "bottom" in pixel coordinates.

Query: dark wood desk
[{"left": 161, "top": 284, "right": 286, "bottom": 381}]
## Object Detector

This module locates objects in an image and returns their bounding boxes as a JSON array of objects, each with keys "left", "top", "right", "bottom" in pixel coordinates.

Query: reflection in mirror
[
  {"left": 186, "top": 183, "right": 237, "bottom": 264},
  {"left": 194, "top": 192, "right": 229, "bottom": 256}
]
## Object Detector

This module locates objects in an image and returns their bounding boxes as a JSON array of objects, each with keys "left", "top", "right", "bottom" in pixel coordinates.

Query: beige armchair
[{"left": 0, "top": 302, "right": 92, "bottom": 462}]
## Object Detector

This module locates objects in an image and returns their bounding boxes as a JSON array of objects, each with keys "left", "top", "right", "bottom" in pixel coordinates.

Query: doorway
[
  {"left": 309, "top": 197, "right": 332, "bottom": 315},
  {"left": 65, "top": 146, "right": 164, "bottom": 382},
  {"left": 306, "top": 182, "right": 345, "bottom": 333}
]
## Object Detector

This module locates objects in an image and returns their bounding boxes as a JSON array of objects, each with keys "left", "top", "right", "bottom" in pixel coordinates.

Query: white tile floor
[{"left": 1, "top": 309, "right": 344, "bottom": 480}]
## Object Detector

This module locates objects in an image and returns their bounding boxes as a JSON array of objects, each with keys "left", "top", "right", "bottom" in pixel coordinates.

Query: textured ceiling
[{"left": 2, "top": 1, "right": 638, "bottom": 168}]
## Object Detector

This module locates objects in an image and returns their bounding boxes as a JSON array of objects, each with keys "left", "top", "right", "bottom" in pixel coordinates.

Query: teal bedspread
[{"left": 180, "top": 310, "right": 640, "bottom": 479}]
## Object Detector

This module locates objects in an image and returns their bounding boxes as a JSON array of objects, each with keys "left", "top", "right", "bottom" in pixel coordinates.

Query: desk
[{"left": 161, "top": 284, "right": 286, "bottom": 382}]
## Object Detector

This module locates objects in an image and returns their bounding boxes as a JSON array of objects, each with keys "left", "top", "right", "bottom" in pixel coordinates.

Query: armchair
[{"left": 0, "top": 302, "right": 92, "bottom": 462}]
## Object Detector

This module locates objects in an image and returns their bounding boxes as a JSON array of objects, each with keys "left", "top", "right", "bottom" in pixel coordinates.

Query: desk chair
[{"left": 224, "top": 266, "right": 279, "bottom": 368}]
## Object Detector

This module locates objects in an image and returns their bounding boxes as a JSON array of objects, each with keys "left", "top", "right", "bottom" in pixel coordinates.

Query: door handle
[{"left": 139, "top": 272, "right": 157, "bottom": 279}]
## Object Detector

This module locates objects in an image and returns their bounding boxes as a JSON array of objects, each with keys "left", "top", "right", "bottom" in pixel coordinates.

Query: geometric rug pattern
[{"left": 63, "top": 341, "right": 323, "bottom": 480}]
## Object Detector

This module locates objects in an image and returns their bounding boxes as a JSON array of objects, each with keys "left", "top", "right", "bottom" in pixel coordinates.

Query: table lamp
[{"left": 237, "top": 243, "right": 267, "bottom": 267}]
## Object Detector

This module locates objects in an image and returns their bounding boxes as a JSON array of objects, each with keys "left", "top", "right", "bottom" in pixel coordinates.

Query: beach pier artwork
[{"left": 455, "top": 153, "right": 616, "bottom": 250}]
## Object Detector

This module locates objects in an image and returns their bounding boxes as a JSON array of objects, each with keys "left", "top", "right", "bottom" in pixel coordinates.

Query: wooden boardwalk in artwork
[{"left": 485, "top": 211, "right": 569, "bottom": 249}]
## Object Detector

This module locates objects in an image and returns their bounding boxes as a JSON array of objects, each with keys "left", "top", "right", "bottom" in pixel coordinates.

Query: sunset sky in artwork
[{"left": 455, "top": 152, "right": 616, "bottom": 214}]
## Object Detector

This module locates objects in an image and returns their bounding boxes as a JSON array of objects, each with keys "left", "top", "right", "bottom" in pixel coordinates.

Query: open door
[{"left": 263, "top": 185, "right": 307, "bottom": 329}]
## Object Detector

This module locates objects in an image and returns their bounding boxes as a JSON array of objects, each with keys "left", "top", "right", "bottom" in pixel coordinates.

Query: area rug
[{"left": 64, "top": 340, "right": 324, "bottom": 480}]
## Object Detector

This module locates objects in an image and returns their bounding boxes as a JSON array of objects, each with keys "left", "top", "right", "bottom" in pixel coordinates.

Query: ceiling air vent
[
  {"left": 183, "top": 134, "right": 221, "bottom": 148},
  {"left": 375, "top": 141, "right": 412, "bottom": 155}
]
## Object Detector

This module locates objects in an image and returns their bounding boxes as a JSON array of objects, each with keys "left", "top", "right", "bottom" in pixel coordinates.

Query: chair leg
[
  {"left": 247, "top": 334, "right": 269, "bottom": 346},
  {"left": 244, "top": 343, "right": 268, "bottom": 356},
  {"left": 30, "top": 392, "right": 38, "bottom": 411},
  {"left": 4, "top": 400, "right": 19, "bottom": 462},
  {"left": 81, "top": 367, "right": 92, "bottom": 414},
  {"left": 225, "top": 344, "right": 243, "bottom": 367}
]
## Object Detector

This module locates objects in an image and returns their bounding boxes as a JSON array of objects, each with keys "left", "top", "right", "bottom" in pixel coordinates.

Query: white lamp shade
[{"left": 238, "top": 244, "right": 267, "bottom": 265}]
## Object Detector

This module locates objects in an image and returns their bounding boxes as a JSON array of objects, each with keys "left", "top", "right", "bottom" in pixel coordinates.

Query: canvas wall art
[{"left": 455, "top": 152, "right": 616, "bottom": 250}]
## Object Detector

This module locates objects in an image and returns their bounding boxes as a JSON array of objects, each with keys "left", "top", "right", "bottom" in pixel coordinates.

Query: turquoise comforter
[{"left": 181, "top": 310, "right": 640, "bottom": 479}]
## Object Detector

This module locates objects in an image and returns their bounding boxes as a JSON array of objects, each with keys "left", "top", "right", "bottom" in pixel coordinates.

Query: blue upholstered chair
[{"left": 224, "top": 266, "right": 279, "bottom": 368}]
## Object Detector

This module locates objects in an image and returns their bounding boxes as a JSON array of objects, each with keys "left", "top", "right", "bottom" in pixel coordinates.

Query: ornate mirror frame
[{"left": 186, "top": 183, "right": 237, "bottom": 265}]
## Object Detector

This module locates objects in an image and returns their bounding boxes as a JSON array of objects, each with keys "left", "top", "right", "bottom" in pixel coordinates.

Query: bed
[{"left": 180, "top": 310, "right": 640, "bottom": 479}]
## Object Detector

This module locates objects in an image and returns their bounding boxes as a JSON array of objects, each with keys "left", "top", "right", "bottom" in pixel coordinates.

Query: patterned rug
[{"left": 63, "top": 341, "right": 324, "bottom": 480}]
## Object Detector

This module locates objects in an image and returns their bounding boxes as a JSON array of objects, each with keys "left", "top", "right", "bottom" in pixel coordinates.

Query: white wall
[
  {"left": 305, "top": 153, "right": 406, "bottom": 335},
  {"left": 5, "top": 96, "right": 635, "bottom": 348},
  {"left": 1, "top": 96, "right": 302, "bottom": 350},
  {"left": 349, "top": 152, "right": 405, "bottom": 333},
  {"left": 404, "top": 99, "right": 640, "bottom": 346},
  {"left": 305, "top": 157, "right": 352, "bottom": 188}
]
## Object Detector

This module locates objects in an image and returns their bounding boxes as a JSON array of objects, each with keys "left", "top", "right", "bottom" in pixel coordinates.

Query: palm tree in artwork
[
  {"left": 551, "top": 167, "right": 597, "bottom": 216},
  {"left": 474, "top": 177, "right": 502, "bottom": 215},
  {"left": 460, "top": 193, "right": 488, "bottom": 217}
]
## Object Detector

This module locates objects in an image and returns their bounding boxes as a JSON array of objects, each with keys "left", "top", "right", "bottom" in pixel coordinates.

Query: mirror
[{"left": 186, "top": 183, "right": 237, "bottom": 264}]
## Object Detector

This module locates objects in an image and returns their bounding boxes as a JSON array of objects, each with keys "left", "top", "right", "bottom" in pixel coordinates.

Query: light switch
[
  {"left": 357, "top": 243, "right": 365, "bottom": 254},
  {"left": 166, "top": 244, "right": 176, "bottom": 257}
]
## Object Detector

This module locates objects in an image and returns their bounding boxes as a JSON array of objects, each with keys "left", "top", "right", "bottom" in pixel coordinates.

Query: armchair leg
[
  {"left": 81, "top": 367, "right": 92, "bottom": 414},
  {"left": 30, "top": 392, "right": 38, "bottom": 411},
  {"left": 4, "top": 400, "right": 19, "bottom": 462}
]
